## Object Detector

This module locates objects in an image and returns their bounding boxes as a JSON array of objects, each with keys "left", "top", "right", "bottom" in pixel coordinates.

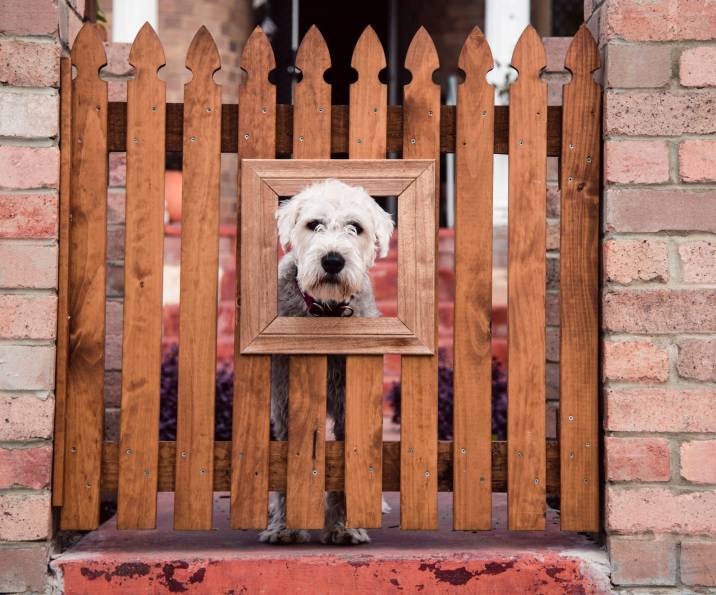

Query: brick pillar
[
  {"left": 589, "top": 0, "right": 716, "bottom": 590},
  {"left": 0, "top": 1, "right": 82, "bottom": 592}
]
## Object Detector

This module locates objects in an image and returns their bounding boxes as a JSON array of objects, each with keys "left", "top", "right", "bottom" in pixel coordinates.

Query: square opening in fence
[{"left": 239, "top": 159, "right": 436, "bottom": 355}]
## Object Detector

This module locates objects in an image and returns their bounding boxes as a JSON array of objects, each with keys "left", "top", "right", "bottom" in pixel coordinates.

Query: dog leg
[{"left": 259, "top": 492, "right": 311, "bottom": 544}]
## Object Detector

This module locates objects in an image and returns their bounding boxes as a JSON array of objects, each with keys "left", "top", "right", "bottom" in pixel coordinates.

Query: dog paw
[
  {"left": 321, "top": 525, "right": 371, "bottom": 545},
  {"left": 381, "top": 497, "right": 392, "bottom": 514},
  {"left": 259, "top": 527, "right": 311, "bottom": 544}
]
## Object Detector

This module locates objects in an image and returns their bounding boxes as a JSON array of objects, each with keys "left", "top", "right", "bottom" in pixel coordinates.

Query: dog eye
[
  {"left": 306, "top": 220, "right": 323, "bottom": 231},
  {"left": 346, "top": 222, "right": 363, "bottom": 235}
]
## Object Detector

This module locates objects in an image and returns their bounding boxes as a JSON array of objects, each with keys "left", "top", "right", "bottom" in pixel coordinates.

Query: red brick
[
  {"left": 0, "top": 241, "right": 57, "bottom": 289},
  {"left": 603, "top": 340, "right": 669, "bottom": 383},
  {"left": 605, "top": 436, "right": 671, "bottom": 481},
  {"left": 106, "top": 225, "right": 125, "bottom": 261},
  {"left": 681, "top": 541, "right": 716, "bottom": 586},
  {"left": 546, "top": 219, "right": 559, "bottom": 251},
  {"left": 605, "top": 188, "right": 716, "bottom": 233},
  {"left": 606, "top": 43, "right": 672, "bottom": 88},
  {"left": 0, "top": 0, "right": 58, "bottom": 35},
  {"left": 546, "top": 326, "right": 559, "bottom": 362},
  {"left": 607, "top": 0, "right": 716, "bottom": 41},
  {"left": 103, "top": 42, "right": 132, "bottom": 77},
  {"left": 603, "top": 289, "right": 716, "bottom": 333},
  {"left": 0, "top": 344, "right": 56, "bottom": 390},
  {"left": 104, "top": 370, "right": 121, "bottom": 408},
  {"left": 107, "top": 189, "right": 125, "bottom": 224},
  {"left": 109, "top": 152, "right": 126, "bottom": 187},
  {"left": 609, "top": 536, "right": 676, "bottom": 586},
  {"left": 607, "top": 486, "right": 716, "bottom": 534},
  {"left": 0, "top": 492, "right": 51, "bottom": 541},
  {"left": 0, "top": 393, "right": 54, "bottom": 439},
  {"left": 0, "top": 39, "right": 61, "bottom": 87},
  {"left": 105, "top": 299, "right": 123, "bottom": 371},
  {"left": 106, "top": 261, "right": 124, "bottom": 296},
  {"left": 0, "top": 146, "right": 59, "bottom": 190},
  {"left": 606, "top": 387, "right": 716, "bottom": 432},
  {"left": 0, "top": 89, "right": 58, "bottom": 138},
  {"left": 546, "top": 291, "right": 559, "bottom": 326},
  {"left": 680, "top": 46, "right": 716, "bottom": 87},
  {"left": 679, "top": 240, "right": 716, "bottom": 283},
  {"left": 0, "top": 544, "right": 50, "bottom": 593},
  {"left": 681, "top": 440, "right": 716, "bottom": 484},
  {"left": 0, "top": 193, "right": 58, "bottom": 238},
  {"left": 0, "top": 446, "right": 52, "bottom": 489},
  {"left": 680, "top": 140, "right": 716, "bottom": 183},
  {"left": 605, "top": 140, "right": 670, "bottom": 184},
  {"left": 0, "top": 294, "right": 57, "bottom": 340},
  {"left": 605, "top": 91, "right": 716, "bottom": 136},
  {"left": 677, "top": 338, "right": 716, "bottom": 382},
  {"left": 603, "top": 239, "right": 669, "bottom": 284}
]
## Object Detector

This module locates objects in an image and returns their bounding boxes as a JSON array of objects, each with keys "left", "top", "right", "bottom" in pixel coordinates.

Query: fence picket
[
  {"left": 400, "top": 27, "right": 439, "bottom": 530},
  {"left": 174, "top": 27, "right": 221, "bottom": 530},
  {"left": 60, "top": 24, "right": 107, "bottom": 530},
  {"left": 453, "top": 26, "right": 494, "bottom": 531},
  {"left": 507, "top": 25, "right": 548, "bottom": 531},
  {"left": 230, "top": 27, "right": 276, "bottom": 529},
  {"left": 560, "top": 25, "right": 600, "bottom": 532},
  {"left": 116, "top": 23, "right": 166, "bottom": 529},
  {"left": 285, "top": 26, "right": 331, "bottom": 531},
  {"left": 345, "top": 26, "right": 387, "bottom": 529}
]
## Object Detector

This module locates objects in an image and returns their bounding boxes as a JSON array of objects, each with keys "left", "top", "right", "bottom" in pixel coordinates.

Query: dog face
[{"left": 276, "top": 179, "right": 395, "bottom": 302}]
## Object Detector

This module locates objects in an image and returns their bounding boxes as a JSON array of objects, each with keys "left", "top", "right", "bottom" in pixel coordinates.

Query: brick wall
[{"left": 590, "top": 0, "right": 716, "bottom": 590}]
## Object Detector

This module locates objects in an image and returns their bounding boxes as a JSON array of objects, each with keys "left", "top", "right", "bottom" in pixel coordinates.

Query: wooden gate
[{"left": 53, "top": 21, "right": 601, "bottom": 533}]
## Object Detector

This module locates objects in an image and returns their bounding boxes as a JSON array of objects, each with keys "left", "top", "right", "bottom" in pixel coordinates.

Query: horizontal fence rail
[{"left": 55, "top": 22, "right": 601, "bottom": 534}]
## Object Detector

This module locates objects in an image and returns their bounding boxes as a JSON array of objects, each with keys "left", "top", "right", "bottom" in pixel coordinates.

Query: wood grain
[
  {"left": 116, "top": 23, "right": 166, "bottom": 529},
  {"left": 345, "top": 26, "right": 386, "bottom": 528},
  {"left": 52, "top": 55, "right": 72, "bottom": 507},
  {"left": 453, "top": 27, "right": 494, "bottom": 531},
  {"left": 230, "top": 26, "right": 276, "bottom": 529},
  {"left": 174, "top": 27, "right": 221, "bottom": 530},
  {"left": 400, "top": 27, "right": 440, "bottom": 530},
  {"left": 507, "top": 25, "right": 548, "bottom": 531},
  {"left": 559, "top": 25, "right": 601, "bottom": 533},
  {"left": 60, "top": 24, "right": 107, "bottom": 530}
]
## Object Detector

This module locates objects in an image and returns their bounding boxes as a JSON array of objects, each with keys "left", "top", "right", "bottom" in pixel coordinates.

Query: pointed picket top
[
  {"left": 296, "top": 25, "right": 330, "bottom": 77},
  {"left": 71, "top": 22, "right": 107, "bottom": 79},
  {"left": 565, "top": 25, "right": 600, "bottom": 79},
  {"left": 510, "top": 25, "right": 546, "bottom": 77},
  {"left": 241, "top": 26, "right": 276, "bottom": 80},
  {"left": 186, "top": 25, "right": 220, "bottom": 77},
  {"left": 351, "top": 25, "right": 386, "bottom": 77},
  {"left": 129, "top": 22, "right": 165, "bottom": 73},
  {"left": 458, "top": 26, "right": 493, "bottom": 82},
  {"left": 404, "top": 26, "right": 439, "bottom": 86}
]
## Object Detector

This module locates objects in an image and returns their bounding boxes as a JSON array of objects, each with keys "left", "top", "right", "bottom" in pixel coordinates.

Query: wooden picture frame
[{"left": 239, "top": 159, "right": 436, "bottom": 354}]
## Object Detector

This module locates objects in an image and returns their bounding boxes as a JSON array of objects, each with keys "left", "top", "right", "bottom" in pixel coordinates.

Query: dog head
[{"left": 276, "top": 179, "right": 395, "bottom": 302}]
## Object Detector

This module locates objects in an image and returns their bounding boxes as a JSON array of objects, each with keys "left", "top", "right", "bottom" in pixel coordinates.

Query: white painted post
[{"left": 112, "top": 0, "right": 158, "bottom": 43}]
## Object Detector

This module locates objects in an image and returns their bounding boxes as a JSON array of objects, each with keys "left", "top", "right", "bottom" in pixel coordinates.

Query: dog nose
[{"left": 321, "top": 252, "right": 345, "bottom": 274}]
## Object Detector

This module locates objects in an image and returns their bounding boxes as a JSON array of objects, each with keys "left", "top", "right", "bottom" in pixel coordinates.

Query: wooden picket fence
[{"left": 53, "top": 22, "right": 601, "bottom": 533}]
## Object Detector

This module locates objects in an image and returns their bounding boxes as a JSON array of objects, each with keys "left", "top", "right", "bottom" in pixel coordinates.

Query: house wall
[{"left": 590, "top": 0, "right": 716, "bottom": 589}]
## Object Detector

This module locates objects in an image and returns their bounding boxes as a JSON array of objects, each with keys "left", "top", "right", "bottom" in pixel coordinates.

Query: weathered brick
[
  {"left": 607, "top": 0, "right": 716, "bottom": 41},
  {"left": 0, "top": 0, "right": 58, "bottom": 35},
  {"left": 0, "top": 446, "right": 52, "bottom": 489},
  {"left": 104, "top": 370, "right": 121, "bottom": 407},
  {"left": 0, "top": 241, "right": 57, "bottom": 289},
  {"left": 677, "top": 338, "right": 716, "bottom": 382},
  {"left": 680, "top": 140, "right": 716, "bottom": 183},
  {"left": 605, "top": 436, "right": 671, "bottom": 482},
  {"left": 605, "top": 189, "right": 716, "bottom": 233},
  {"left": 603, "top": 340, "right": 669, "bottom": 383},
  {"left": 603, "top": 239, "right": 669, "bottom": 284},
  {"left": 0, "top": 393, "right": 54, "bottom": 440},
  {"left": 603, "top": 289, "right": 716, "bottom": 333},
  {"left": 681, "top": 541, "right": 716, "bottom": 586},
  {"left": 680, "top": 46, "right": 716, "bottom": 87},
  {"left": 681, "top": 440, "right": 716, "bottom": 484},
  {"left": 0, "top": 491, "right": 51, "bottom": 541},
  {"left": 0, "top": 146, "right": 59, "bottom": 190},
  {"left": 605, "top": 91, "right": 716, "bottom": 136},
  {"left": 105, "top": 300, "right": 123, "bottom": 371},
  {"left": 109, "top": 152, "right": 126, "bottom": 187},
  {"left": 0, "top": 346, "right": 55, "bottom": 391},
  {"left": 107, "top": 225, "right": 125, "bottom": 261},
  {"left": 107, "top": 189, "right": 126, "bottom": 224},
  {"left": 546, "top": 219, "right": 559, "bottom": 251},
  {"left": 0, "top": 39, "right": 61, "bottom": 87},
  {"left": 0, "top": 194, "right": 58, "bottom": 239},
  {"left": 679, "top": 240, "right": 716, "bottom": 283},
  {"left": 106, "top": 261, "right": 124, "bottom": 296},
  {"left": 104, "top": 42, "right": 132, "bottom": 77},
  {"left": 0, "top": 89, "right": 58, "bottom": 138},
  {"left": 605, "top": 140, "right": 670, "bottom": 184},
  {"left": 0, "top": 294, "right": 57, "bottom": 340},
  {"left": 609, "top": 536, "right": 676, "bottom": 586},
  {"left": 606, "top": 43, "right": 672, "bottom": 88},
  {"left": 0, "top": 544, "right": 50, "bottom": 593},
  {"left": 546, "top": 326, "right": 559, "bottom": 362},
  {"left": 606, "top": 387, "right": 716, "bottom": 432}
]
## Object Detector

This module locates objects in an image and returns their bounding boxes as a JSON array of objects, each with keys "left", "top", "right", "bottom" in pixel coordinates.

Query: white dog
[{"left": 259, "top": 179, "right": 394, "bottom": 545}]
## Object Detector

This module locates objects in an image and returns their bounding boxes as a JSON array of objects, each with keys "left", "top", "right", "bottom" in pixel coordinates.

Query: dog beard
[{"left": 296, "top": 252, "right": 364, "bottom": 303}]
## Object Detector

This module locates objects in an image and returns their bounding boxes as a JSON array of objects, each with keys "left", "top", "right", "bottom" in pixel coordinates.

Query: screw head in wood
[
  {"left": 427, "top": 110, "right": 433, "bottom": 117},
  {"left": 534, "top": 478, "right": 540, "bottom": 485},
  {"left": 518, "top": 139, "right": 524, "bottom": 145},
  {"left": 298, "top": 135, "right": 304, "bottom": 142},
  {"left": 516, "top": 451, "right": 523, "bottom": 457},
  {"left": 126, "top": 448, "right": 132, "bottom": 455},
  {"left": 568, "top": 415, "right": 574, "bottom": 422},
  {"left": 569, "top": 143, "right": 574, "bottom": 150},
  {"left": 407, "top": 447, "right": 413, "bottom": 454},
  {"left": 131, "top": 137, "right": 138, "bottom": 144},
  {"left": 410, "top": 138, "right": 416, "bottom": 144},
  {"left": 244, "top": 133, "right": 251, "bottom": 140},
  {"left": 190, "top": 136, "right": 198, "bottom": 142},
  {"left": 356, "top": 138, "right": 363, "bottom": 144},
  {"left": 481, "top": 110, "right": 487, "bottom": 116},
  {"left": 368, "top": 466, "right": 374, "bottom": 473},
  {"left": 262, "top": 107, "right": 268, "bottom": 113},
  {"left": 318, "top": 106, "right": 324, "bottom": 112},
  {"left": 424, "top": 471, "right": 430, "bottom": 478},
  {"left": 206, "top": 106, "right": 213, "bottom": 112},
  {"left": 585, "top": 442, "right": 591, "bottom": 448},
  {"left": 70, "top": 447, "right": 77, "bottom": 453},
  {"left": 586, "top": 156, "right": 592, "bottom": 164},
  {"left": 312, "top": 469, "right": 318, "bottom": 476},
  {"left": 460, "top": 448, "right": 466, "bottom": 454},
  {"left": 180, "top": 451, "right": 188, "bottom": 458},
  {"left": 151, "top": 106, "right": 157, "bottom": 112}
]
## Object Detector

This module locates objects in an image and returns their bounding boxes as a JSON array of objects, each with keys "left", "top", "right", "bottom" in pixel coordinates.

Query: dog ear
[
  {"left": 276, "top": 195, "right": 303, "bottom": 250},
  {"left": 371, "top": 200, "right": 395, "bottom": 259}
]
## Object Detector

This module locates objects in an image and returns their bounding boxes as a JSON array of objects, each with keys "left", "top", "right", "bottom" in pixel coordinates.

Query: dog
[{"left": 258, "top": 179, "right": 395, "bottom": 545}]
